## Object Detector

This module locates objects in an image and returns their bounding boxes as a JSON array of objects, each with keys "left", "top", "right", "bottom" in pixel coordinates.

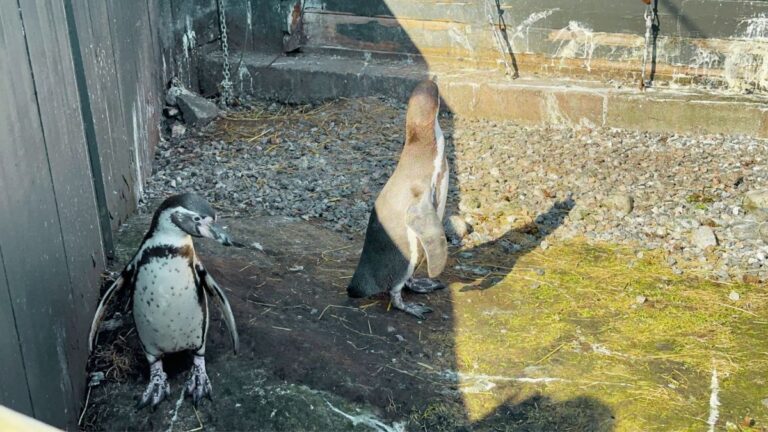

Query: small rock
[
  {"left": 171, "top": 123, "right": 186, "bottom": 138},
  {"left": 394, "top": 334, "right": 406, "bottom": 342},
  {"left": 88, "top": 371, "right": 105, "bottom": 387},
  {"left": 692, "top": 226, "right": 718, "bottom": 249},
  {"left": 540, "top": 240, "right": 549, "bottom": 250},
  {"left": 728, "top": 291, "right": 740, "bottom": 301},
  {"left": 445, "top": 215, "right": 473, "bottom": 242},
  {"left": 604, "top": 193, "right": 634, "bottom": 216},
  {"left": 163, "top": 106, "right": 180, "bottom": 118},
  {"left": 743, "top": 189, "right": 768, "bottom": 212},
  {"left": 635, "top": 295, "right": 647, "bottom": 304},
  {"left": 288, "top": 265, "right": 304, "bottom": 272},
  {"left": 386, "top": 326, "right": 396, "bottom": 333},
  {"left": 177, "top": 92, "right": 220, "bottom": 126}
]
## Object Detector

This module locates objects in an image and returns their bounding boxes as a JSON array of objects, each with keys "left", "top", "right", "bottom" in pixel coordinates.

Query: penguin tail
[
  {"left": 346, "top": 281, "right": 368, "bottom": 298},
  {"left": 347, "top": 269, "right": 378, "bottom": 298}
]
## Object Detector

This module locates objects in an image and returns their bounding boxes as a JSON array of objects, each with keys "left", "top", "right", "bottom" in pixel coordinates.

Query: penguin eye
[{"left": 193, "top": 216, "right": 201, "bottom": 222}]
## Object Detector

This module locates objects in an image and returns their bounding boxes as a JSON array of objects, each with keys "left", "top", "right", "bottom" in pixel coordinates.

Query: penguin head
[
  {"left": 150, "top": 193, "right": 241, "bottom": 246},
  {"left": 405, "top": 80, "right": 440, "bottom": 147}
]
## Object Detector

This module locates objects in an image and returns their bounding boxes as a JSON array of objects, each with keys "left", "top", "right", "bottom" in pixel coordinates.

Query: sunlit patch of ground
[{"left": 445, "top": 239, "right": 768, "bottom": 431}]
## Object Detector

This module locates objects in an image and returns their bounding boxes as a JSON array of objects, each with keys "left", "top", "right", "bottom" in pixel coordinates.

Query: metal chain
[
  {"left": 217, "top": 0, "right": 233, "bottom": 105},
  {"left": 640, "top": 2, "right": 656, "bottom": 88}
]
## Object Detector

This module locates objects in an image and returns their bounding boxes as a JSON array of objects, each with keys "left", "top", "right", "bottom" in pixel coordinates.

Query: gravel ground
[{"left": 143, "top": 96, "right": 768, "bottom": 283}]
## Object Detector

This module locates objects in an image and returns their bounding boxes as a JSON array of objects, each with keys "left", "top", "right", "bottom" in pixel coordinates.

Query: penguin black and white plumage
[
  {"left": 88, "top": 193, "right": 240, "bottom": 409},
  {"left": 347, "top": 80, "right": 449, "bottom": 319}
]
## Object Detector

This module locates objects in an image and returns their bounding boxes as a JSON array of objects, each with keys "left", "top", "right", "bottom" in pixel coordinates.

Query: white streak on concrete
[
  {"left": 707, "top": 366, "right": 719, "bottom": 432},
  {"left": 246, "top": 0, "right": 253, "bottom": 29},
  {"left": 740, "top": 13, "right": 768, "bottom": 41},
  {"left": 512, "top": 9, "right": 560, "bottom": 53},
  {"left": 238, "top": 62, "right": 253, "bottom": 94},
  {"left": 182, "top": 15, "right": 197, "bottom": 60},
  {"left": 325, "top": 401, "right": 406, "bottom": 432},
  {"left": 553, "top": 21, "right": 596, "bottom": 72}
]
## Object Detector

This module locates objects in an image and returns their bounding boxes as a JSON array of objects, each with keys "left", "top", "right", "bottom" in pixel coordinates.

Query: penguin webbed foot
[
  {"left": 136, "top": 363, "right": 170, "bottom": 411},
  {"left": 185, "top": 356, "right": 213, "bottom": 407},
  {"left": 398, "top": 302, "right": 433, "bottom": 320},
  {"left": 405, "top": 277, "right": 445, "bottom": 293},
  {"left": 391, "top": 289, "right": 433, "bottom": 319}
]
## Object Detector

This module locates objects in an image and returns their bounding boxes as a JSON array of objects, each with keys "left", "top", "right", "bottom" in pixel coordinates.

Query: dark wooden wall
[{"left": 0, "top": 0, "right": 161, "bottom": 428}]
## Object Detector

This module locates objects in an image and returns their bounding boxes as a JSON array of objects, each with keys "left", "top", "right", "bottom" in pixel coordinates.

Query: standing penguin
[
  {"left": 89, "top": 193, "right": 239, "bottom": 409},
  {"left": 347, "top": 80, "right": 449, "bottom": 319}
]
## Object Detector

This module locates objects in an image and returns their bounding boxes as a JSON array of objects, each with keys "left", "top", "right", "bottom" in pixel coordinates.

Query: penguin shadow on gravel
[{"left": 454, "top": 198, "right": 575, "bottom": 292}]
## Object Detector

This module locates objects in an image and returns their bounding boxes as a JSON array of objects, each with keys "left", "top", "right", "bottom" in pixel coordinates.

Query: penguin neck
[
  {"left": 145, "top": 229, "right": 194, "bottom": 250},
  {"left": 146, "top": 214, "right": 195, "bottom": 249}
]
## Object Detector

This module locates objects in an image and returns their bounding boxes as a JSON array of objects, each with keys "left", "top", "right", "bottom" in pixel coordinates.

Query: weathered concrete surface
[
  {"left": 165, "top": 0, "right": 768, "bottom": 93},
  {"left": 204, "top": 52, "right": 768, "bottom": 138}
]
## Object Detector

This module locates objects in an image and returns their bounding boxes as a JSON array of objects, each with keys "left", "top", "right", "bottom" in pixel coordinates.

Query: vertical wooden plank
[
  {"left": 69, "top": 0, "right": 137, "bottom": 230},
  {"left": 0, "top": 246, "right": 32, "bottom": 416},
  {"left": 17, "top": 1, "right": 106, "bottom": 425},
  {"left": 0, "top": 0, "right": 77, "bottom": 427},
  {"left": 106, "top": 0, "right": 157, "bottom": 201}
]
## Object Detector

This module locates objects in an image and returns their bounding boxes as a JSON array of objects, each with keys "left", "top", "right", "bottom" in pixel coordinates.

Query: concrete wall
[{"left": 167, "top": 0, "right": 768, "bottom": 93}]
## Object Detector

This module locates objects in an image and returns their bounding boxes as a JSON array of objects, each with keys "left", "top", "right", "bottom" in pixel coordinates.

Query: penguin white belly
[{"left": 133, "top": 256, "right": 207, "bottom": 356}]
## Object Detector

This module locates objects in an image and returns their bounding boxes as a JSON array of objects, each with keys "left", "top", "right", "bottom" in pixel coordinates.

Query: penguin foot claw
[
  {"left": 405, "top": 278, "right": 445, "bottom": 293},
  {"left": 137, "top": 368, "right": 170, "bottom": 411},
  {"left": 185, "top": 356, "right": 213, "bottom": 407},
  {"left": 398, "top": 302, "right": 433, "bottom": 320}
]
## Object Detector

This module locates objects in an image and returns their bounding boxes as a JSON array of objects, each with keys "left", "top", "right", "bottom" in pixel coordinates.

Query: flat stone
[
  {"left": 692, "top": 226, "right": 718, "bottom": 249},
  {"left": 603, "top": 193, "right": 634, "bottom": 216},
  {"left": 177, "top": 92, "right": 220, "bottom": 126},
  {"left": 744, "top": 190, "right": 768, "bottom": 212}
]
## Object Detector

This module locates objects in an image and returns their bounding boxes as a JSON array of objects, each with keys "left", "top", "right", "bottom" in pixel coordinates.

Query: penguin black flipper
[
  {"left": 195, "top": 260, "right": 239, "bottom": 354},
  {"left": 88, "top": 264, "right": 135, "bottom": 353},
  {"left": 406, "top": 197, "right": 448, "bottom": 278}
]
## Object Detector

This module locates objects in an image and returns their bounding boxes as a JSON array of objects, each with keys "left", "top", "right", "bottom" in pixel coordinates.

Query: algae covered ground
[
  {"left": 84, "top": 211, "right": 768, "bottom": 431},
  {"left": 444, "top": 238, "right": 768, "bottom": 431}
]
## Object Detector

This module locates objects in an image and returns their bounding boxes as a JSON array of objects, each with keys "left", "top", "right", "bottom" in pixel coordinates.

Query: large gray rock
[
  {"left": 176, "top": 92, "right": 220, "bottom": 126},
  {"left": 692, "top": 226, "right": 718, "bottom": 249},
  {"left": 743, "top": 189, "right": 768, "bottom": 212}
]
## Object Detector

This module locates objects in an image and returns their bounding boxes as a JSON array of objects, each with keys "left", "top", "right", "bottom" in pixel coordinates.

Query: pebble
[
  {"left": 692, "top": 226, "right": 718, "bottom": 249},
  {"left": 729, "top": 291, "right": 740, "bottom": 301}
]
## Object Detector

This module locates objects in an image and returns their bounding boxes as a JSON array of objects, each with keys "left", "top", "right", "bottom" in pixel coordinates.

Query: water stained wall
[{"left": 165, "top": 1, "right": 768, "bottom": 94}]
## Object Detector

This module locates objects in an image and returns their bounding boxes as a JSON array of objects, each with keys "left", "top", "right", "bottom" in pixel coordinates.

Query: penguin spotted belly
[{"left": 133, "top": 255, "right": 207, "bottom": 356}]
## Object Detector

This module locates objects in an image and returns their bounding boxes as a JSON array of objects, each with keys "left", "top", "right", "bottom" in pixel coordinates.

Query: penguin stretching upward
[
  {"left": 89, "top": 193, "right": 239, "bottom": 409},
  {"left": 347, "top": 80, "right": 449, "bottom": 319}
]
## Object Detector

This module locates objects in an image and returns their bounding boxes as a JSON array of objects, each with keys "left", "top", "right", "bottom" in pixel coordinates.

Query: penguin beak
[{"left": 198, "top": 221, "right": 244, "bottom": 247}]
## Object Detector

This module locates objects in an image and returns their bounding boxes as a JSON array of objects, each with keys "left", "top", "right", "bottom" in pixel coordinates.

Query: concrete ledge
[{"left": 204, "top": 52, "right": 768, "bottom": 138}]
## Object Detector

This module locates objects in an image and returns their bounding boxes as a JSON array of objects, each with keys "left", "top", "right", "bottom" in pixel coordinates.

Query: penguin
[
  {"left": 88, "top": 193, "right": 240, "bottom": 409},
  {"left": 347, "top": 80, "right": 449, "bottom": 319}
]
